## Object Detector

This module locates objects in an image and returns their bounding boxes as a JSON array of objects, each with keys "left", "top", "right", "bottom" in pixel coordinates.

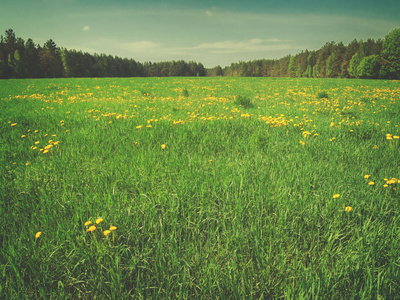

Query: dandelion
[
  {"left": 110, "top": 226, "right": 117, "bottom": 231},
  {"left": 96, "top": 218, "right": 103, "bottom": 224},
  {"left": 161, "top": 144, "right": 166, "bottom": 149},
  {"left": 383, "top": 184, "right": 388, "bottom": 188},
  {"left": 43, "top": 149, "right": 49, "bottom": 154},
  {"left": 87, "top": 225, "right": 96, "bottom": 232},
  {"left": 21, "top": 135, "right": 26, "bottom": 138},
  {"left": 84, "top": 220, "right": 92, "bottom": 226},
  {"left": 35, "top": 232, "right": 42, "bottom": 239},
  {"left": 345, "top": 206, "right": 353, "bottom": 212},
  {"left": 136, "top": 125, "right": 143, "bottom": 129},
  {"left": 103, "top": 230, "right": 111, "bottom": 236},
  {"left": 364, "top": 175, "right": 370, "bottom": 179},
  {"left": 26, "top": 162, "right": 30, "bottom": 166},
  {"left": 11, "top": 123, "right": 17, "bottom": 127},
  {"left": 35, "top": 141, "right": 40, "bottom": 144},
  {"left": 34, "top": 130, "right": 38, "bottom": 133},
  {"left": 333, "top": 194, "right": 340, "bottom": 199},
  {"left": 368, "top": 181, "right": 375, "bottom": 186}
]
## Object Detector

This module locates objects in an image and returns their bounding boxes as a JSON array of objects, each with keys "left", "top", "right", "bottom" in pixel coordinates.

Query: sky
[{"left": 1, "top": 0, "right": 400, "bottom": 68}]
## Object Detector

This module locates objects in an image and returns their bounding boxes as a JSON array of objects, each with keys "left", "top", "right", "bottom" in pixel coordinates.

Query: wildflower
[
  {"left": 345, "top": 206, "right": 353, "bottom": 212},
  {"left": 136, "top": 125, "right": 143, "bottom": 129},
  {"left": 333, "top": 194, "right": 340, "bottom": 199},
  {"left": 43, "top": 150, "right": 49, "bottom": 154},
  {"left": 364, "top": 175, "right": 370, "bottom": 179},
  {"left": 87, "top": 225, "right": 96, "bottom": 232},
  {"left": 84, "top": 220, "right": 92, "bottom": 226},
  {"left": 103, "top": 230, "right": 111, "bottom": 236},
  {"left": 96, "top": 218, "right": 103, "bottom": 224},
  {"left": 21, "top": 135, "right": 26, "bottom": 138},
  {"left": 394, "top": 136, "right": 400, "bottom": 139},
  {"left": 11, "top": 123, "right": 17, "bottom": 127},
  {"left": 35, "top": 141, "right": 40, "bottom": 144},
  {"left": 35, "top": 232, "right": 42, "bottom": 239},
  {"left": 383, "top": 184, "right": 388, "bottom": 188},
  {"left": 26, "top": 162, "right": 30, "bottom": 166},
  {"left": 161, "top": 144, "right": 166, "bottom": 149},
  {"left": 299, "top": 141, "right": 305, "bottom": 146},
  {"left": 368, "top": 182, "right": 375, "bottom": 186},
  {"left": 110, "top": 226, "right": 117, "bottom": 231}
]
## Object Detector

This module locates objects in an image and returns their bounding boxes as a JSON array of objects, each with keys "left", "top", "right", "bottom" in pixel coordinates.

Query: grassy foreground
[{"left": 1, "top": 77, "right": 400, "bottom": 299}]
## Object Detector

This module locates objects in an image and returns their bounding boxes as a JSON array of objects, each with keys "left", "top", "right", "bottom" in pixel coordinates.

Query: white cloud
[
  {"left": 205, "top": 10, "right": 213, "bottom": 17},
  {"left": 190, "top": 38, "right": 293, "bottom": 54},
  {"left": 120, "top": 41, "right": 161, "bottom": 53},
  {"left": 83, "top": 26, "right": 90, "bottom": 31}
]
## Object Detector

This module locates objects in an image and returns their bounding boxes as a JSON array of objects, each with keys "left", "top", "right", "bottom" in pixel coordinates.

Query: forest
[{"left": 1, "top": 28, "right": 399, "bottom": 79}]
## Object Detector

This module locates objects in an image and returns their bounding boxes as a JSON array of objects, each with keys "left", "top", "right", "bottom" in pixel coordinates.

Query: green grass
[{"left": 1, "top": 77, "right": 400, "bottom": 299}]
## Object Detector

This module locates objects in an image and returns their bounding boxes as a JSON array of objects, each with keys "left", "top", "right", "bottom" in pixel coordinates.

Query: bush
[
  {"left": 234, "top": 95, "right": 253, "bottom": 108},
  {"left": 182, "top": 88, "right": 189, "bottom": 98},
  {"left": 318, "top": 91, "right": 329, "bottom": 99}
]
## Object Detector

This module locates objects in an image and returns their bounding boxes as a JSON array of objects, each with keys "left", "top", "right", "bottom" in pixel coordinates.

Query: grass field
[{"left": 1, "top": 77, "right": 400, "bottom": 299}]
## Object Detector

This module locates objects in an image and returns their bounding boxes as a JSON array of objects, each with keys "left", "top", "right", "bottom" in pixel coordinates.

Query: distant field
[{"left": 1, "top": 77, "right": 400, "bottom": 299}]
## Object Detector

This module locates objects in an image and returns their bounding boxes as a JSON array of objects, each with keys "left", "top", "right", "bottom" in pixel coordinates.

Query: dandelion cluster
[{"left": 84, "top": 217, "right": 117, "bottom": 236}]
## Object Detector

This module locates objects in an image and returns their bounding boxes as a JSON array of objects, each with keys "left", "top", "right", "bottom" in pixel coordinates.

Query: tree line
[
  {"left": 1, "top": 28, "right": 399, "bottom": 79},
  {"left": 0, "top": 29, "right": 206, "bottom": 79},
  {"left": 208, "top": 28, "right": 400, "bottom": 79}
]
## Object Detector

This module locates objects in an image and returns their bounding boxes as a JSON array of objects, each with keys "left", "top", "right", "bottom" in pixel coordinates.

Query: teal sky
[{"left": 2, "top": 0, "right": 400, "bottom": 67}]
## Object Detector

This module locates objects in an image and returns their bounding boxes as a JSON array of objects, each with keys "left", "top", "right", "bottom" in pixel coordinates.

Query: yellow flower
[
  {"left": 87, "top": 225, "right": 96, "bottom": 232},
  {"left": 26, "top": 162, "right": 30, "bottom": 166},
  {"left": 11, "top": 123, "right": 17, "bottom": 127},
  {"left": 299, "top": 141, "right": 305, "bottom": 146},
  {"left": 43, "top": 149, "right": 49, "bottom": 154},
  {"left": 35, "top": 141, "right": 40, "bottom": 144},
  {"left": 103, "top": 230, "right": 111, "bottom": 236},
  {"left": 345, "top": 206, "right": 353, "bottom": 212},
  {"left": 136, "top": 125, "right": 143, "bottom": 129},
  {"left": 333, "top": 194, "right": 340, "bottom": 199},
  {"left": 368, "top": 181, "right": 375, "bottom": 186},
  {"left": 364, "top": 175, "right": 370, "bottom": 179},
  {"left": 161, "top": 144, "right": 166, "bottom": 149},
  {"left": 21, "top": 135, "right": 26, "bottom": 138},
  {"left": 35, "top": 232, "right": 42, "bottom": 239},
  {"left": 110, "top": 226, "right": 117, "bottom": 231},
  {"left": 383, "top": 184, "right": 388, "bottom": 188},
  {"left": 96, "top": 218, "right": 103, "bottom": 224},
  {"left": 84, "top": 220, "right": 92, "bottom": 226}
]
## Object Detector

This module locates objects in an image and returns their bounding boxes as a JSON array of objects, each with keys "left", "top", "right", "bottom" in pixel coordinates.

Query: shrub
[
  {"left": 182, "top": 88, "right": 189, "bottom": 98},
  {"left": 318, "top": 91, "right": 329, "bottom": 99},
  {"left": 234, "top": 95, "right": 253, "bottom": 108}
]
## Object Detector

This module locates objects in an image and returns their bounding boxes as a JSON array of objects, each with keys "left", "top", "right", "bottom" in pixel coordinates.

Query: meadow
[{"left": 1, "top": 76, "right": 400, "bottom": 299}]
